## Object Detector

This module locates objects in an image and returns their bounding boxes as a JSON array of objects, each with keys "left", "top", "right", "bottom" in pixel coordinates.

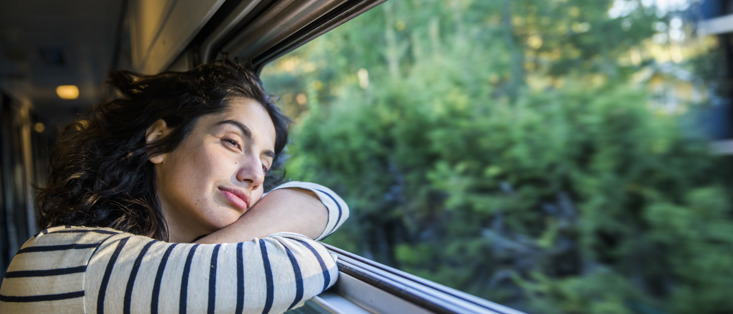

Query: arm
[
  {"left": 196, "top": 182, "right": 349, "bottom": 243},
  {"left": 85, "top": 229, "right": 339, "bottom": 313},
  {"left": 2, "top": 226, "right": 339, "bottom": 313},
  {"left": 4, "top": 183, "right": 349, "bottom": 312}
]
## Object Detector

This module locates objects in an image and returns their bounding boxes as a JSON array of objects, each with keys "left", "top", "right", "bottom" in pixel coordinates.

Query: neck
[{"left": 160, "top": 203, "right": 207, "bottom": 243}]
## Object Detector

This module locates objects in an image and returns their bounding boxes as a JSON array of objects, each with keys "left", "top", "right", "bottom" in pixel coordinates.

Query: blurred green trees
[{"left": 262, "top": 1, "right": 733, "bottom": 313}]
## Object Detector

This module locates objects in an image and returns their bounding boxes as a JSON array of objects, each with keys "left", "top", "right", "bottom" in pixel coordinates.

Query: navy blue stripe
[
  {"left": 259, "top": 240, "right": 274, "bottom": 314},
  {"left": 151, "top": 243, "right": 177, "bottom": 314},
  {"left": 4, "top": 266, "right": 86, "bottom": 278},
  {"left": 17, "top": 242, "right": 100, "bottom": 254},
  {"left": 235, "top": 242, "right": 244, "bottom": 314},
  {"left": 46, "top": 229, "right": 119, "bottom": 236},
  {"left": 180, "top": 244, "right": 199, "bottom": 314},
  {"left": 0, "top": 290, "right": 84, "bottom": 302},
  {"left": 124, "top": 240, "right": 156, "bottom": 314},
  {"left": 293, "top": 239, "right": 331, "bottom": 291},
  {"left": 98, "top": 237, "right": 129, "bottom": 314},
  {"left": 208, "top": 244, "right": 221, "bottom": 314},
  {"left": 284, "top": 246, "right": 304, "bottom": 310},
  {"left": 316, "top": 188, "right": 343, "bottom": 235}
]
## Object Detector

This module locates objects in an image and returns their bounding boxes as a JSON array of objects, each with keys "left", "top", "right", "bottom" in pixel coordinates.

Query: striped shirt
[{"left": 0, "top": 182, "right": 349, "bottom": 313}]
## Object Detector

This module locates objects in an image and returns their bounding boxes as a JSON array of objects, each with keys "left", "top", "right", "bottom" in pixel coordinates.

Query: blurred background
[
  {"left": 2, "top": 0, "right": 732, "bottom": 313},
  {"left": 261, "top": 0, "right": 733, "bottom": 313}
]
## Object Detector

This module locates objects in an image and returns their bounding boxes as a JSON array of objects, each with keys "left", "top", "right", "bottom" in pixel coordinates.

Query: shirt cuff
[{"left": 268, "top": 181, "right": 350, "bottom": 240}]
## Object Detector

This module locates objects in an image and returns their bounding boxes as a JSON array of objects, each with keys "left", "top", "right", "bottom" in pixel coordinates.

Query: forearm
[{"left": 196, "top": 188, "right": 328, "bottom": 244}]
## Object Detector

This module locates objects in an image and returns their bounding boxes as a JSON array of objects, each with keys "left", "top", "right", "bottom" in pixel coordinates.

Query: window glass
[{"left": 261, "top": 1, "right": 733, "bottom": 312}]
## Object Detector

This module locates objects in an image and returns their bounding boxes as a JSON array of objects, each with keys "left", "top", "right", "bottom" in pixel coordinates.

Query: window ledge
[{"left": 292, "top": 244, "right": 526, "bottom": 314}]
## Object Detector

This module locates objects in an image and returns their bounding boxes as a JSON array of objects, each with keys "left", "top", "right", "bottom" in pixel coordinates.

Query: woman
[{"left": 0, "top": 61, "right": 349, "bottom": 313}]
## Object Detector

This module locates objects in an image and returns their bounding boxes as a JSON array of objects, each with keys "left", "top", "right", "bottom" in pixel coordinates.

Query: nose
[{"left": 235, "top": 155, "right": 266, "bottom": 188}]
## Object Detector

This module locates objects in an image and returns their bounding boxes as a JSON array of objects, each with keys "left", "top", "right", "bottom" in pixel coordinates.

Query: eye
[
  {"left": 262, "top": 164, "right": 270, "bottom": 174},
  {"left": 222, "top": 138, "right": 242, "bottom": 151}
]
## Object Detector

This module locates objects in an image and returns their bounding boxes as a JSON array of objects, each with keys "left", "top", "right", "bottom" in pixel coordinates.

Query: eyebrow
[{"left": 216, "top": 120, "right": 275, "bottom": 158}]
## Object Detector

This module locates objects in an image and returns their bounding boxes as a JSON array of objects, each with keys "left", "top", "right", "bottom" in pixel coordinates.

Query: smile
[{"left": 219, "top": 187, "right": 250, "bottom": 211}]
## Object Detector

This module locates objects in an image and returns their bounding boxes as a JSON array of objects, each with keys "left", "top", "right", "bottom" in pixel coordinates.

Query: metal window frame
[
  {"left": 197, "top": 0, "right": 387, "bottom": 71},
  {"left": 292, "top": 244, "right": 526, "bottom": 314}
]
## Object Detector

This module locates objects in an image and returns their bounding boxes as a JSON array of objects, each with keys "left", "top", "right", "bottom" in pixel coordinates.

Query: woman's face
[{"left": 149, "top": 97, "right": 277, "bottom": 242}]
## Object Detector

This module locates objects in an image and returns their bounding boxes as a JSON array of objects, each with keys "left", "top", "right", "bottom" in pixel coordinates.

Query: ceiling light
[
  {"left": 34, "top": 122, "right": 45, "bottom": 133},
  {"left": 56, "top": 85, "right": 79, "bottom": 100}
]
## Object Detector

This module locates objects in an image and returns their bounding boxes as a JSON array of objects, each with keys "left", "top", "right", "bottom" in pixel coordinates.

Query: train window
[{"left": 262, "top": 1, "right": 733, "bottom": 313}]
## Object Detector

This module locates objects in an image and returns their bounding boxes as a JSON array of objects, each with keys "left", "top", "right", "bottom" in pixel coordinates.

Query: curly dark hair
[{"left": 36, "top": 60, "right": 290, "bottom": 240}]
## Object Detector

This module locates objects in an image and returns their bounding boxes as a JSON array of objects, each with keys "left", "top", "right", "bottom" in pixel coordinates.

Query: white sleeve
[{"left": 268, "top": 181, "right": 350, "bottom": 241}]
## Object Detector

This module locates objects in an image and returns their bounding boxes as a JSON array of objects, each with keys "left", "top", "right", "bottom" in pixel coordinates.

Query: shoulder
[
  {"left": 0, "top": 226, "right": 123, "bottom": 312},
  {"left": 37, "top": 225, "right": 124, "bottom": 237},
  {"left": 15, "top": 225, "right": 124, "bottom": 254}
]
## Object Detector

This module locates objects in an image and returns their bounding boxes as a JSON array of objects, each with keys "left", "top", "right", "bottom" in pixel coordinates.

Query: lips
[{"left": 219, "top": 186, "right": 250, "bottom": 211}]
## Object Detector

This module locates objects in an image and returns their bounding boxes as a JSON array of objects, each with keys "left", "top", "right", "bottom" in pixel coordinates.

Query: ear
[{"left": 146, "top": 119, "right": 170, "bottom": 164}]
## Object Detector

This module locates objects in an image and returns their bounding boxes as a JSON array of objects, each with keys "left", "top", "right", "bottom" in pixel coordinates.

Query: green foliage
[{"left": 263, "top": 0, "right": 732, "bottom": 313}]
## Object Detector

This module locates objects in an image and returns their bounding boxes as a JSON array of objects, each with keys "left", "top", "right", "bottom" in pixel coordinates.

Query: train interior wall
[{"left": 1, "top": 94, "right": 54, "bottom": 278}]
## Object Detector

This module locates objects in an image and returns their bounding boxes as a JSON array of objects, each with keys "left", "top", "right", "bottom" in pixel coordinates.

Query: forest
[{"left": 261, "top": 1, "right": 733, "bottom": 313}]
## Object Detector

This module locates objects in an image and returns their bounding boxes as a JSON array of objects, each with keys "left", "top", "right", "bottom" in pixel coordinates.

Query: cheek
[{"left": 164, "top": 146, "right": 218, "bottom": 191}]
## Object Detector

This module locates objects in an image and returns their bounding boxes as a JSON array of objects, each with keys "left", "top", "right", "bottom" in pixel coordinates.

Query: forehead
[{"left": 208, "top": 97, "right": 276, "bottom": 145}]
